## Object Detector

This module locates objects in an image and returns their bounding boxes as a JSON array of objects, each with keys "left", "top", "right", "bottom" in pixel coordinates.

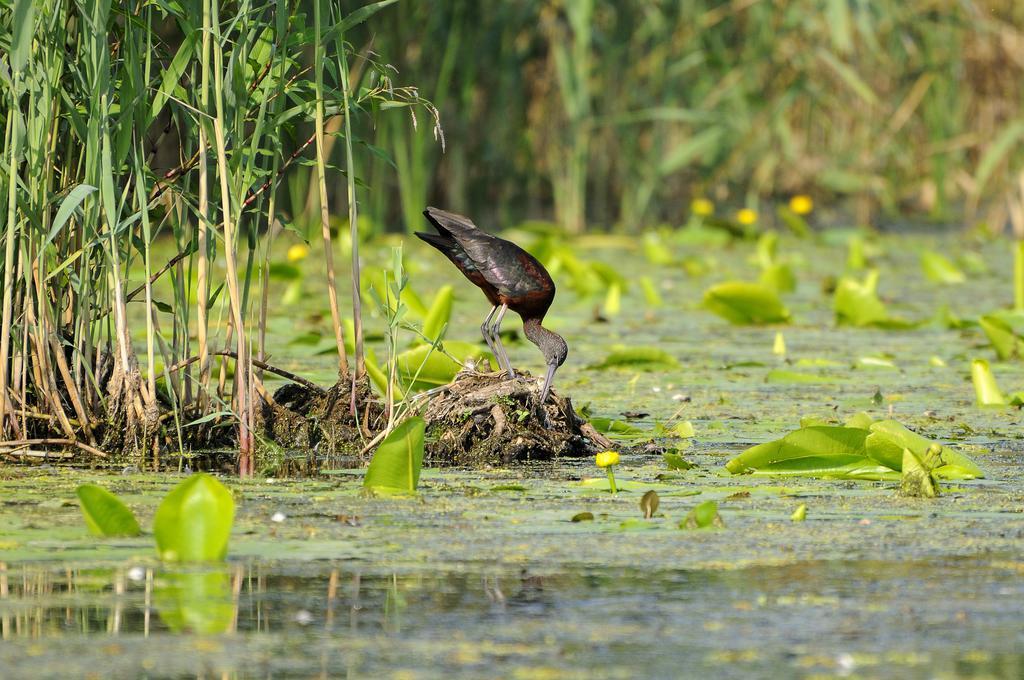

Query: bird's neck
[{"left": 522, "top": 317, "right": 547, "bottom": 346}]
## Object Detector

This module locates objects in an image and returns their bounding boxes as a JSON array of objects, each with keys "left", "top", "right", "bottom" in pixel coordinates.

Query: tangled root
[{"left": 421, "top": 369, "right": 612, "bottom": 466}]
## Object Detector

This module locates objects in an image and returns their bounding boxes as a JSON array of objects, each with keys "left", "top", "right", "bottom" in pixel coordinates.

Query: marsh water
[{"left": 3, "top": 228, "right": 1024, "bottom": 678}]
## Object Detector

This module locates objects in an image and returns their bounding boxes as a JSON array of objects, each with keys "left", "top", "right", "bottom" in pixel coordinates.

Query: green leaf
[
  {"left": 900, "top": 447, "right": 939, "bottom": 498},
  {"left": 76, "top": 484, "right": 141, "bottom": 537},
  {"left": 640, "top": 276, "right": 663, "bottom": 307},
  {"left": 834, "top": 271, "right": 889, "bottom": 327},
  {"left": 364, "top": 417, "right": 426, "bottom": 493},
  {"left": 663, "top": 452, "right": 695, "bottom": 470},
  {"left": 920, "top": 251, "right": 965, "bottom": 284},
  {"left": 396, "top": 341, "right": 488, "bottom": 392},
  {"left": 865, "top": 419, "right": 983, "bottom": 479},
  {"left": 602, "top": 282, "right": 622, "bottom": 317},
  {"left": 588, "top": 417, "right": 646, "bottom": 438},
  {"left": 339, "top": 0, "right": 399, "bottom": 32},
  {"left": 791, "top": 504, "right": 807, "bottom": 522},
  {"left": 680, "top": 501, "right": 724, "bottom": 529},
  {"left": 979, "top": 315, "right": 1024, "bottom": 361},
  {"left": 153, "top": 474, "right": 235, "bottom": 562},
  {"left": 150, "top": 35, "right": 196, "bottom": 121},
  {"left": 45, "top": 185, "right": 97, "bottom": 249},
  {"left": 421, "top": 285, "right": 453, "bottom": 342},
  {"left": 725, "top": 426, "right": 879, "bottom": 477},
  {"left": 971, "top": 358, "right": 1006, "bottom": 407},
  {"left": 11, "top": 0, "right": 35, "bottom": 78},
  {"left": 703, "top": 281, "right": 790, "bottom": 325},
  {"left": 975, "top": 120, "right": 1024, "bottom": 193},
  {"left": 591, "top": 347, "right": 679, "bottom": 370}
]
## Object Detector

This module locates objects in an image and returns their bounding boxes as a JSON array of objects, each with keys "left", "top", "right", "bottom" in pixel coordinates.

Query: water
[
  {"left": 3, "top": 559, "right": 1023, "bottom": 678},
  {"left": 4, "top": 228, "right": 1024, "bottom": 677}
]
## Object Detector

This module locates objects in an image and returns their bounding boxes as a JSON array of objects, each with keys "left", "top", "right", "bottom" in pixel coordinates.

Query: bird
[{"left": 415, "top": 207, "right": 568, "bottom": 403}]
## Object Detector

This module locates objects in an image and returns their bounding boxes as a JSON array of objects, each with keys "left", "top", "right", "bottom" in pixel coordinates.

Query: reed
[
  {"left": 0, "top": 0, "right": 430, "bottom": 470},
  {"left": 358, "top": 0, "right": 1024, "bottom": 231}
]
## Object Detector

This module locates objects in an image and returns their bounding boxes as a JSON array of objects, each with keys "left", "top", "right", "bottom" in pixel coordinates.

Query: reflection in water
[{"left": 0, "top": 560, "right": 1022, "bottom": 678}]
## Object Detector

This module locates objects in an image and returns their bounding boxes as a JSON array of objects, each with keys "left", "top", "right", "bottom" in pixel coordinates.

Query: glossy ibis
[{"left": 416, "top": 207, "right": 568, "bottom": 403}]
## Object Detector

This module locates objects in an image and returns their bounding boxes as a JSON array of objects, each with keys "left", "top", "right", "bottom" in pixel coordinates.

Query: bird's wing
[{"left": 423, "top": 207, "right": 548, "bottom": 298}]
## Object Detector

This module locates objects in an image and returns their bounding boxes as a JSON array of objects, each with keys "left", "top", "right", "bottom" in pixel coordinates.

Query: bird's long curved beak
[{"left": 540, "top": 364, "right": 557, "bottom": 403}]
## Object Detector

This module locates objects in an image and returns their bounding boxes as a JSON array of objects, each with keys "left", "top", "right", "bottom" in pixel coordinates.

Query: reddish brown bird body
[{"left": 416, "top": 207, "right": 568, "bottom": 402}]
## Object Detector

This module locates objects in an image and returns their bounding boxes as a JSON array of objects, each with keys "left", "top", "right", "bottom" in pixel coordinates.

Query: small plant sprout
[
  {"left": 596, "top": 450, "right": 621, "bottom": 494},
  {"left": 691, "top": 198, "right": 714, "bottom": 217},
  {"left": 789, "top": 195, "right": 813, "bottom": 215},
  {"left": 791, "top": 504, "right": 807, "bottom": 522},
  {"left": 773, "top": 331, "right": 786, "bottom": 357}
]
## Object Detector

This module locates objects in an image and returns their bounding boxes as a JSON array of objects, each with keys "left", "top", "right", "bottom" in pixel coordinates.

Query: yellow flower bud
[
  {"left": 287, "top": 243, "right": 310, "bottom": 262},
  {"left": 736, "top": 208, "right": 758, "bottom": 226},
  {"left": 789, "top": 195, "right": 813, "bottom": 215},
  {"left": 595, "top": 450, "right": 620, "bottom": 468},
  {"left": 690, "top": 198, "right": 714, "bottom": 217}
]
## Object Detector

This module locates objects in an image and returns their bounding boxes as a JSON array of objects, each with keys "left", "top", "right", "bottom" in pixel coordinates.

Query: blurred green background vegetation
[{"left": 334, "top": 0, "right": 1024, "bottom": 233}]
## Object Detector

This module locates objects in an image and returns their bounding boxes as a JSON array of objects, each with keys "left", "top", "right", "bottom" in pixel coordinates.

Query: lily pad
[
  {"left": 703, "top": 281, "right": 790, "bottom": 325},
  {"left": 591, "top": 347, "right": 679, "bottom": 370}
]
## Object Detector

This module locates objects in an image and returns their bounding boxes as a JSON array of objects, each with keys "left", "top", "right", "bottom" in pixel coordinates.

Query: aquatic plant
[
  {"left": 76, "top": 472, "right": 234, "bottom": 562},
  {"left": 725, "top": 418, "right": 983, "bottom": 482},
  {"left": 595, "top": 450, "right": 620, "bottom": 494},
  {"left": 363, "top": 417, "right": 426, "bottom": 494},
  {"left": 0, "top": 0, "right": 437, "bottom": 473}
]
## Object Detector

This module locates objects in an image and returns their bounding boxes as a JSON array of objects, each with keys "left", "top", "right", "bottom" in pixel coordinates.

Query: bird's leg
[
  {"left": 479, "top": 305, "right": 499, "bottom": 372},
  {"left": 489, "top": 304, "right": 515, "bottom": 379}
]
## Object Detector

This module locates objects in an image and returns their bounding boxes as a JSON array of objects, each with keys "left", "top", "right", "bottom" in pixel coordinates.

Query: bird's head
[{"left": 524, "top": 320, "right": 567, "bottom": 403}]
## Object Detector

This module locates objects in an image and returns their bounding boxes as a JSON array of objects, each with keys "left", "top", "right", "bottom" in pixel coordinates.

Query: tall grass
[
  {"left": 0, "top": 0, "right": 430, "bottom": 470},
  {"left": 361, "top": 0, "right": 1024, "bottom": 232}
]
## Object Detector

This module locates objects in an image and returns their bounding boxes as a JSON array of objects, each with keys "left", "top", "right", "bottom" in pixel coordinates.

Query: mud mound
[{"left": 421, "top": 370, "right": 612, "bottom": 466}]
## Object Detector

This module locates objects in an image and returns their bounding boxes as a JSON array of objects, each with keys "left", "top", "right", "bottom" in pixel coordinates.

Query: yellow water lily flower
[
  {"left": 595, "top": 450, "right": 620, "bottom": 468},
  {"left": 736, "top": 208, "right": 758, "bottom": 226},
  {"left": 691, "top": 198, "right": 714, "bottom": 217},
  {"left": 789, "top": 195, "right": 813, "bottom": 215},
  {"left": 287, "top": 243, "right": 310, "bottom": 262}
]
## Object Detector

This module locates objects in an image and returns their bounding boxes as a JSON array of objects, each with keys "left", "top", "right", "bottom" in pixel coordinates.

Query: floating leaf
[
  {"left": 760, "top": 263, "right": 796, "bottom": 293},
  {"left": 640, "top": 277, "right": 663, "bottom": 307},
  {"left": 592, "top": 347, "right": 679, "bottom": 370},
  {"left": 772, "top": 332, "right": 786, "bottom": 356},
  {"left": 765, "top": 369, "right": 840, "bottom": 384},
  {"left": 154, "top": 474, "right": 235, "bottom": 563},
  {"left": 979, "top": 315, "right": 1024, "bottom": 361},
  {"left": 642, "top": 231, "right": 674, "bottom": 265},
  {"left": 663, "top": 452, "right": 695, "bottom": 470},
  {"left": 588, "top": 417, "right": 647, "bottom": 438},
  {"left": 571, "top": 512, "right": 594, "bottom": 522},
  {"left": 363, "top": 417, "right": 426, "bottom": 494},
  {"left": 703, "top": 281, "right": 790, "bottom": 325},
  {"left": 864, "top": 420, "right": 983, "bottom": 479},
  {"left": 640, "top": 490, "right": 660, "bottom": 519},
  {"left": 900, "top": 447, "right": 939, "bottom": 498},
  {"left": 725, "top": 426, "right": 881, "bottom": 478},
  {"left": 971, "top": 358, "right": 1006, "bottom": 406},
  {"left": 834, "top": 271, "right": 888, "bottom": 327},
  {"left": 76, "top": 485, "right": 141, "bottom": 538},
  {"left": 680, "top": 501, "right": 724, "bottom": 529},
  {"left": 603, "top": 282, "right": 622, "bottom": 317},
  {"left": 921, "top": 251, "right": 965, "bottom": 284}
]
